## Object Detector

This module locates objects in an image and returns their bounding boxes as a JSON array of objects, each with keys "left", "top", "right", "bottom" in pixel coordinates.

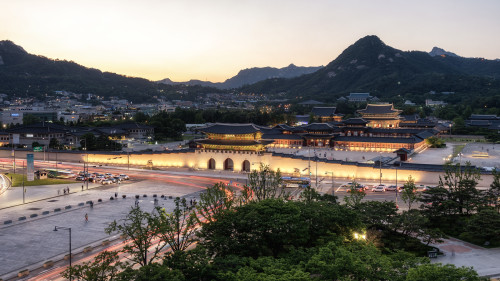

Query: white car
[
  {"left": 372, "top": 185, "right": 386, "bottom": 192},
  {"left": 101, "top": 179, "right": 113, "bottom": 185},
  {"left": 119, "top": 174, "right": 130, "bottom": 180}
]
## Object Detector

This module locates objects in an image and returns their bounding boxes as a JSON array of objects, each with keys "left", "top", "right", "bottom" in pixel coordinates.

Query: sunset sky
[{"left": 2, "top": 0, "right": 500, "bottom": 82}]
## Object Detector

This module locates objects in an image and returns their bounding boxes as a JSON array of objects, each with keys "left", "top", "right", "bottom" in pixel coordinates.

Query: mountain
[
  {"left": 239, "top": 35, "right": 500, "bottom": 100},
  {"left": 0, "top": 40, "right": 219, "bottom": 102},
  {"left": 429, "top": 47, "right": 459, "bottom": 58},
  {"left": 157, "top": 64, "right": 323, "bottom": 89}
]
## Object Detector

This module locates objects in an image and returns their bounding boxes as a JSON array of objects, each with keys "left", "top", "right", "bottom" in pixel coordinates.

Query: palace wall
[{"left": 0, "top": 149, "right": 494, "bottom": 187}]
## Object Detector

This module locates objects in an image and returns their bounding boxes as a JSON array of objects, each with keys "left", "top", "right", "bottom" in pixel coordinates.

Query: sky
[{"left": 1, "top": 0, "right": 500, "bottom": 82}]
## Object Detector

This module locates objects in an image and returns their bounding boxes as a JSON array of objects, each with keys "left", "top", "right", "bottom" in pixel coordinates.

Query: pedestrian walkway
[
  {"left": 0, "top": 179, "right": 203, "bottom": 279},
  {"left": 431, "top": 237, "right": 500, "bottom": 278}
]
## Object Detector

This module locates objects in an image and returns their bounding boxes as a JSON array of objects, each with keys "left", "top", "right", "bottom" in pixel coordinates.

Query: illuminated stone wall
[{"left": 0, "top": 149, "right": 495, "bottom": 186}]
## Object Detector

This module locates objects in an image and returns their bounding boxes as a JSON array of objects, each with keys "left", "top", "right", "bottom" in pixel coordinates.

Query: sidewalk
[
  {"left": 431, "top": 237, "right": 500, "bottom": 278},
  {"left": 0, "top": 179, "right": 204, "bottom": 279}
]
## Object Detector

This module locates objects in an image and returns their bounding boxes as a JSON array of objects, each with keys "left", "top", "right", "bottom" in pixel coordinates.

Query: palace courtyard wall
[{"left": 0, "top": 149, "right": 494, "bottom": 187}]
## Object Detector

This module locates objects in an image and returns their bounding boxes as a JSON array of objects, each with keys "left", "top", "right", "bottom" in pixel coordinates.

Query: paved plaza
[{"left": 0, "top": 179, "right": 204, "bottom": 279}]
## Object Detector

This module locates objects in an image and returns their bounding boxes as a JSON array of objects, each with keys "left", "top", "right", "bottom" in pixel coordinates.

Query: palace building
[
  {"left": 193, "top": 104, "right": 439, "bottom": 154},
  {"left": 357, "top": 103, "right": 402, "bottom": 128},
  {"left": 195, "top": 123, "right": 272, "bottom": 152}
]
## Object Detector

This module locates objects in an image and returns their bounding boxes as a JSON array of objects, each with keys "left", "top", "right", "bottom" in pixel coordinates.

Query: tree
[
  {"left": 401, "top": 176, "right": 419, "bottom": 210},
  {"left": 196, "top": 182, "right": 235, "bottom": 223},
  {"left": 425, "top": 136, "right": 445, "bottom": 148},
  {"left": 62, "top": 251, "right": 123, "bottom": 281},
  {"left": 245, "top": 164, "right": 285, "bottom": 202},
  {"left": 356, "top": 201, "right": 397, "bottom": 230},
  {"left": 154, "top": 197, "right": 198, "bottom": 253},
  {"left": 134, "top": 112, "right": 149, "bottom": 123},
  {"left": 49, "top": 138, "right": 61, "bottom": 149},
  {"left": 406, "top": 263, "right": 486, "bottom": 281},
  {"left": 419, "top": 186, "right": 454, "bottom": 217},
  {"left": 64, "top": 250, "right": 127, "bottom": 280},
  {"left": 23, "top": 114, "right": 40, "bottom": 125},
  {"left": 343, "top": 181, "right": 365, "bottom": 208},
  {"left": 105, "top": 207, "right": 167, "bottom": 266},
  {"left": 394, "top": 209, "right": 428, "bottom": 237},
  {"left": 199, "top": 199, "right": 307, "bottom": 258},
  {"left": 301, "top": 186, "right": 337, "bottom": 204},
  {"left": 486, "top": 169, "right": 500, "bottom": 212},
  {"left": 118, "top": 263, "right": 185, "bottom": 281},
  {"left": 80, "top": 133, "right": 97, "bottom": 151},
  {"left": 462, "top": 209, "right": 500, "bottom": 245},
  {"left": 439, "top": 163, "right": 482, "bottom": 214}
]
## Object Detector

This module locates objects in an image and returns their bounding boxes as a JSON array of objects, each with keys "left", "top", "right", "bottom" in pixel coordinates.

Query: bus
[
  {"left": 45, "top": 169, "right": 76, "bottom": 179},
  {"left": 281, "top": 177, "right": 311, "bottom": 188}
]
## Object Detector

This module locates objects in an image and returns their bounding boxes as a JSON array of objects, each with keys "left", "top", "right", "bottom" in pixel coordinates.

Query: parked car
[
  {"left": 113, "top": 176, "right": 122, "bottom": 183},
  {"left": 105, "top": 173, "right": 113, "bottom": 177},
  {"left": 386, "top": 185, "right": 399, "bottom": 191},
  {"left": 75, "top": 176, "right": 86, "bottom": 181},
  {"left": 119, "top": 174, "right": 130, "bottom": 180},
  {"left": 101, "top": 179, "right": 113, "bottom": 185},
  {"left": 372, "top": 185, "right": 386, "bottom": 192},
  {"left": 347, "top": 184, "right": 366, "bottom": 192}
]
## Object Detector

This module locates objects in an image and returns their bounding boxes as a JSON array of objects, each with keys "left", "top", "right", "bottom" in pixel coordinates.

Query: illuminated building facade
[
  {"left": 193, "top": 104, "right": 438, "bottom": 153},
  {"left": 357, "top": 104, "right": 402, "bottom": 128},
  {"left": 195, "top": 123, "right": 272, "bottom": 152}
]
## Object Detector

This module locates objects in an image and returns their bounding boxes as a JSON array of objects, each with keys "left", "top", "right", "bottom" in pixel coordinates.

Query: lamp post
[
  {"left": 379, "top": 153, "right": 382, "bottom": 185},
  {"left": 22, "top": 160, "right": 25, "bottom": 204},
  {"left": 395, "top": 162, "right": 400, "bottom": 209},
  {"left": 325, "top": 171, "right": 334, "bottom": 197},
  {"left": 53, "top": 226, "right": 72, "bottom": 281},
  {"left": 315, "top": 149, "right": 318, "bottom": 188}
]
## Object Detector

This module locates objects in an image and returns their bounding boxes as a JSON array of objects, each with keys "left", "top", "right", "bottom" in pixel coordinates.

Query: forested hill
[
  {"left": 0, "top": 40, "right": 220, "bottom": 102},
  {"left": 239, "top": 35, "right": 500, "bottom": 101}
]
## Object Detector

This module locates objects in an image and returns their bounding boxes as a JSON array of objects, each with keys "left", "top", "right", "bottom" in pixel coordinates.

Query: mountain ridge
[
  {"left": 238, "top": 35, "right": 500, "bottom": 100},
  {"left": 157, "top": 63, "right": 323, "bottom": 89}
]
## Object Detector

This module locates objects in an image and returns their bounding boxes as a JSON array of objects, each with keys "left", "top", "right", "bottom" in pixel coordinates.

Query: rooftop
[
  {"left": 311, "top": 107, "right": 338, "bottom": 117},
  {"left": 198, "top": 123, "right": 261, "bottom": 135},
  {"left": 357, "top": 103, "right": 402, "bottom": 115}
]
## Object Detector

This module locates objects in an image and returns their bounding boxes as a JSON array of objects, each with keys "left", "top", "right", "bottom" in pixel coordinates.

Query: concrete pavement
[
  {"left": 431, "top": 237, "right": 500, "bottom": 278},
  {"left": 0, "top": 179, "right": 204, "bottom": 280}
]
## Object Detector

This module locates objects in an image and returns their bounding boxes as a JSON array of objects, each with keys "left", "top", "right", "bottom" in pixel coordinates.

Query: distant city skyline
[{"left": 1, "top": 0, "right": 500, "bottom": 82}]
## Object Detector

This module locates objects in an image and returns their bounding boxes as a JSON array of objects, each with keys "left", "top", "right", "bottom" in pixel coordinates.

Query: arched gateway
[
  {"left": 208, "top": 158, "right": 216, "bottom": 169},
  {"left": 224, "top": 158, "right": 234, "bottom": 171},
  {"left": 242, "top": 160, "right": 250, "bottom": 172}
]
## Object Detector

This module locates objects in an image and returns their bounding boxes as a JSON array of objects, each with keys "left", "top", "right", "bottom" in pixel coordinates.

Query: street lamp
[
  {"left": 325, "top": 171, "right": 335, "bottom": 197},
  {"left": 53, "top": 226, "right": 72, "bottom": 281}
]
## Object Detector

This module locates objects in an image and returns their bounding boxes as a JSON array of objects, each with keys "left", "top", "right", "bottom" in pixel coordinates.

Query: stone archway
[
  {"left": 224, "top": 158, "right": 234, "bottom": 171},
  {"left": 242, "top": 160, "right": 250, "bottom": 172},
  {"left": 208, "top": 158, "right": 216, "bottom": 170}
]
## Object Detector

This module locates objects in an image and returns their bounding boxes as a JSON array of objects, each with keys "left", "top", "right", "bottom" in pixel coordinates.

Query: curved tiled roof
[
  {"left": 311, "top": 107, "right": 337, "bottom": 117},
  {"left": 343, "top": 118, "right": 368, "bottom": 125},
  {"left": 302, "top": 123, "right": 334, "bottom": 131},
  {"left": 198, "top": 123, "right": 261, "bottom": 134},
  {"left": 358, "top": 104, "right": 401, "bottom": 114}
]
